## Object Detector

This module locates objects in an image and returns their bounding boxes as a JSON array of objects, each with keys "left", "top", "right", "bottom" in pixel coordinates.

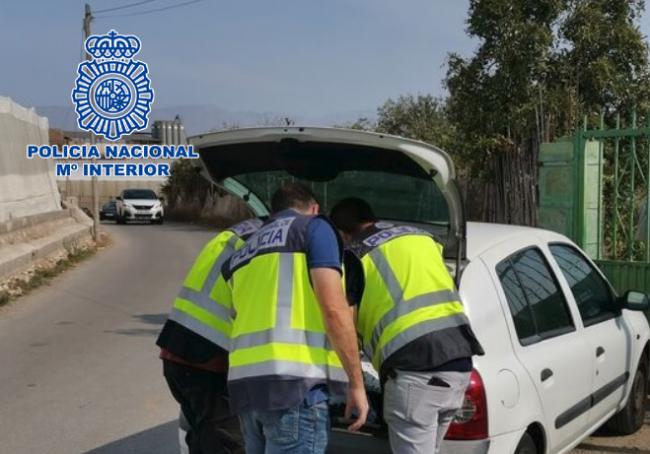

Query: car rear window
[{"left": 230, "top": 170, "right": 449, "bottom": 226}]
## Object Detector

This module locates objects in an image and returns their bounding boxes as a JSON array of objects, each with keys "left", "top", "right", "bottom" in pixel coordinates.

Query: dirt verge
[{"left": 0, "top": 231, "right": 111, "bottom": 306}]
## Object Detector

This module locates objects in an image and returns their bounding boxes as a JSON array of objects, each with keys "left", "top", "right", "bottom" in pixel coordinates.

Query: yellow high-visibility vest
[
  {"left": 222, "top": 213, "right": 347, "bottom": 389},
  {"left": 351, "top": 224, "right": 469, "bottom": 371},
  {"left": 168, "top": 218, "right": 262, "bottom": 351}
]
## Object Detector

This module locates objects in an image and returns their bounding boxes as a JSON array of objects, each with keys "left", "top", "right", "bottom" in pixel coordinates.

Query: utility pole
[
  {"left": 83, "top": 4, "right": 100, "bottom": 241},
  {"left": 83, "top": 4, "right": 92, "bottom": 59}
]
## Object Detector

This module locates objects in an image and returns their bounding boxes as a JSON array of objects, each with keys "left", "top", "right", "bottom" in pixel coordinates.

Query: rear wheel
[
  {"left": 606, "top": 359, "right": 648, "bottom": 435},
  {"left": 514, "top": 433, "right": 538, "bottom": 454}
]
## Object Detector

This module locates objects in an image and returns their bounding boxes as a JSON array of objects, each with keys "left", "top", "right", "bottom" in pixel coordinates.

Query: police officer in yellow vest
[
  {"left": 330, "top": 198, "right": 484, "bottom": 454},
  {"left": 157, "top": 217, "right": 263, "bottom": 454},
  {"left": 221, "top": 183, "right": 368, "bottom": 454}
]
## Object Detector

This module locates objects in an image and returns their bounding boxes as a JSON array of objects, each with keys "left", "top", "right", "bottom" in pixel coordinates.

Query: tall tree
[
  {"left": 446, "top": 0, "right": 650, "bottom": 224},
  {"left": 553, "top": 0, "right": 650, "bottom": 130},
  {"left": 376, "top": 95, "right": 453, "bottom": 150},
  {"left": 341, "top": 95, "right": 452, "bottom": 148},
  {"left": 446, "top": 0, "right": 563, "bottom": 224}
]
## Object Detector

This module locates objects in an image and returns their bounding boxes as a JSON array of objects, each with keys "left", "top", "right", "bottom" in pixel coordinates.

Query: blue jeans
[{"left": 239, "top": 401, "right": 330, "bottom": 454}]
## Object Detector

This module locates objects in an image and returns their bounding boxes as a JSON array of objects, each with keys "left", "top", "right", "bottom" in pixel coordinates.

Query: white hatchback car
[
  {"left": 184, "top": 127, "right": 650, "bottom": 454},
  {"left": 437, "top": 222, "right": 648, "bottom": 454},
  {"left": 115, "top": 188, "right": 164, "bottom": 224}
]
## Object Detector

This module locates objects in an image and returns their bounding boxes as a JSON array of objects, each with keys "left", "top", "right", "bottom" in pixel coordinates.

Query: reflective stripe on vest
[
  {"left": 354, "top": 229, "right": 467, "bottom": 370},
  {"left": 229, "top": 252, "right": 345, "bottom": 383},
  {"left": 229, "top": 357, "right": 348, "bottom": 382},
  {"left": 229, "top": 218, "right": 264, "bottom": 239},
  {"left": 226, "top": 213, "right": 346, "bottom": 387},
  {"left": 231, "top": 253, "right": 320, "bottom": 348},
  {"left": 169, "top": 234, "right": 240, "bottom": 349}
]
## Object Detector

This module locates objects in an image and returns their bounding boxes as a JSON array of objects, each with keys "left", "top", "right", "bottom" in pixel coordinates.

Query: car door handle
[
  {"left": 596, "top": 346, "right": 605, "bottom": 357},
  {"left": 541, "top": 368, "right": 553, "bottom": 382}
]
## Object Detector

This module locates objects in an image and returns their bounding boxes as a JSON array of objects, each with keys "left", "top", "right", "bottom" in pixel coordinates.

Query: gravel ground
[{"left": 572, "top": 397, "right": 650, "bottom": 454}]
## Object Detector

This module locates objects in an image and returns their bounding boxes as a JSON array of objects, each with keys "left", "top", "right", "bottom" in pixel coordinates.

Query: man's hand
[
  {"left": 345, "top": 384, "right": 369, "bottom": 431},
  {"left": 310, "top": 267, "right": 368, "bottom": 431}
]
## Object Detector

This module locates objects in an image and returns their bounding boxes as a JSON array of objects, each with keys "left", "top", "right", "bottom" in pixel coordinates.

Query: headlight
[{"left": 123, "top": 203, "right": 134, "bottom": 210}]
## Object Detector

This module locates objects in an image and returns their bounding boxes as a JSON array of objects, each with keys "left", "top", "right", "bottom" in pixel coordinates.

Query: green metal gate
[{"left": 539, "top": 112, "right": 650, "bottom": 295}]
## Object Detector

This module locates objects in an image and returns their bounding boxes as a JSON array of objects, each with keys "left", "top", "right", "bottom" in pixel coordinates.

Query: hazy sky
[{"left": 1, "top": 1, "right": 648, "bottom": 117}]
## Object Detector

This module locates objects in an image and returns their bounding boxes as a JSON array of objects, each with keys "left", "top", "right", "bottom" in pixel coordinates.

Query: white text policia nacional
[
  {"left": 26, "top": 144, "right": 198, "bottom": 160},
  {"left": 27, "top": 145, "right": 197, "bottom": 178}
]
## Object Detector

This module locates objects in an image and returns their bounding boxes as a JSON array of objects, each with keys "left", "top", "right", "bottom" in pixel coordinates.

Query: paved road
[
  {"left": 0, "top": 222, "right": 215, "bottom": 454},
  {"left": 0, "top": 222, "right": 647, "bottom": 454}
]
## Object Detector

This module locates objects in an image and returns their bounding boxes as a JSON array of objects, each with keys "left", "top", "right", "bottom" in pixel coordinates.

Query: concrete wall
[
  {"left": 0, "top": 97, "right": 61, "bottom": 222},
  {"left": 0, "top": 206, "right": 93, "bottom": 280}
]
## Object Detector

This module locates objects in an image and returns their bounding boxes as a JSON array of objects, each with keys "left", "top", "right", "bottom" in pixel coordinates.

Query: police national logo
[{"left": 71, "top": 30, "right": 154, "bottom": 141}]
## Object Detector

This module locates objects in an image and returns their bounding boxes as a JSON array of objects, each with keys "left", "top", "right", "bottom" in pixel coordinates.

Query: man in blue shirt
[{"left": 225, "top": 183, "right": 368, "bottom": 454}]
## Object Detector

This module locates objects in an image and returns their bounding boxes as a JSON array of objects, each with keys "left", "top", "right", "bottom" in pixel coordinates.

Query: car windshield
[
  {"left": 231, "top": 170, "right": 449, "bottom": 226},
  {"left": 122, "top": 190, "right": 157, "bottom": 200}
]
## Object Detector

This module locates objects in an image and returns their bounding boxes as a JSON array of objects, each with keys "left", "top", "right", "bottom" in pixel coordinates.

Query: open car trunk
[
  {"left": 192, "top": 126, "right": 466, "bottom": 435},
  {"left": 192, "top": 126, "right": 466, "bottom": 264}
]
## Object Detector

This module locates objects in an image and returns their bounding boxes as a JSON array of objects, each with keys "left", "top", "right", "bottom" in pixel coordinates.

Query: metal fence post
[
  {"left": 646, "top": 111, "right": 650, "bottom": 262},
  {"left": 613, "top": 113, "right": 621, "bottom": 259},
  {"left": 629, "top": 111, "right": 637, "bottom": 261},
  {"left": 597, "top": 112, "right": 604, "bottom": 259}
]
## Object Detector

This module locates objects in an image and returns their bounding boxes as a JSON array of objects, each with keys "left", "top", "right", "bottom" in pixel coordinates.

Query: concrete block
[{"left": 0, "top": 211, "right": 93, "bottom": 280}]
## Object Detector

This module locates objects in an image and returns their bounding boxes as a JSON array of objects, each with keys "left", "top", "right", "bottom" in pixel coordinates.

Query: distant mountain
[{"left": 36, "top": 105, "right": 376, "bottom": 136}]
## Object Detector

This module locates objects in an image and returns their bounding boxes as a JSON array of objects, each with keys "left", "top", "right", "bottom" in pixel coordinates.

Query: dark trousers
[{"left": 163, "top": 360, "right": 244, "bottom": 454}]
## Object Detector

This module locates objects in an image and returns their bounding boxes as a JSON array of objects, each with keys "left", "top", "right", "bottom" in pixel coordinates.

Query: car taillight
[{"left": 445, "top": 369, "right": 488, "bottom": 440}]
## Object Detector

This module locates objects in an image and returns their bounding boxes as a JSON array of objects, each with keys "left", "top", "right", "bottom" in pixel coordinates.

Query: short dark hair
[
  {"left": 330, "top": 197, "right": 377, "bottom": 234},
  {"left": 271, "top": 182, "right": 318, "bottom": 213}
]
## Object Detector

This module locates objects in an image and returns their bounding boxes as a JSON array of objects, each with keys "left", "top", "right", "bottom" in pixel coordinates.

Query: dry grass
[{"left": 0, "top": 233, "right": 109, "bottom": 307}]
